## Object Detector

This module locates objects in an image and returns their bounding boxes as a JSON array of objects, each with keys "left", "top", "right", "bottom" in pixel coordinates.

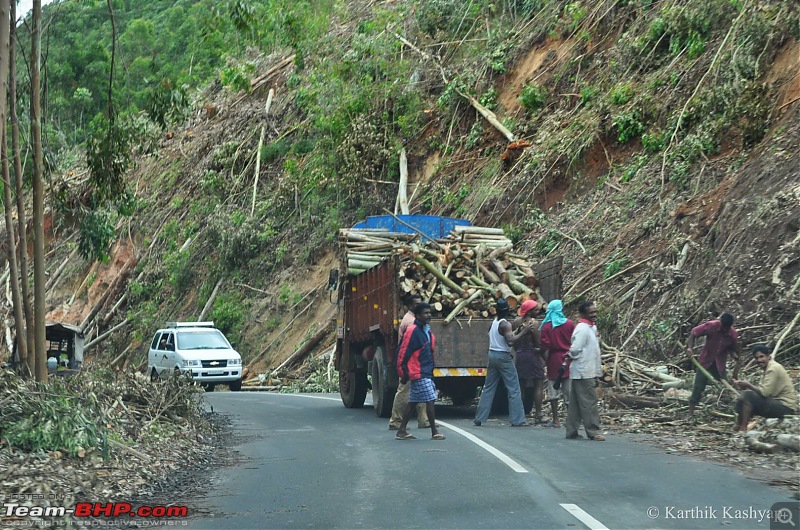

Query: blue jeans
[{"left": 474, "top": 350, "right": 526, "bottom": 425}]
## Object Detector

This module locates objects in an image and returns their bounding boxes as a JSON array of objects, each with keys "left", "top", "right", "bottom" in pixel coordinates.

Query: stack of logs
[{"left": 339, "top": 225, "right": 544, "bottom": 322}]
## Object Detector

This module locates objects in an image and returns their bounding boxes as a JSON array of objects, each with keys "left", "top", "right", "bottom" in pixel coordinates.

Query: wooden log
[
  {"left": 608, "top": 392, "right": 664, "bottom": 409},
  {"left": 495, "top": 284, "right": 518, "bottom": 308},
  {"left": 198, "top": 278, "right": 224, "bottom": 321},
  {"left": 489, "top": 244, "right": 513, "bottom": 260},
  {"left": 490, "top": 258, "right": 509, "bottom": 284},
  {"left": 453, "top": 226, "right": 506, "bottom": 235},
  {"left": 776, "top": 434, "right": 800, "bottom": 452},
  {"left": 468, "top": 275, "right": 492, "bottom": 290},
  {"left": 444, "top": 290, "right": 483, "bottom": 323},
  {"left": 414, "top": 255, "right": 465, "bottom": 296},
  {"left": 348, "top": 258, "right": 383, "bottom": 269},
  {"left": 84, "top": 319, "right": 130, "bottom": 352},
  {"left": 347, "top": 251, "right": 392, "bottom": 260},
  {"left": 661, "top": 379, "right": 689, "bottom": 390},
  {"left": 345, "top": 242, "right": 395, "bottom": 252},
  {"left": 478, "top": 262, "right": 500, "bottom": 284},
  {"left": 458, "top": 240, "right": 513, "bottom": 248},
  {"left": 271, "top": 323, "right": 331, "bottom": 374},
  {"left": 745, "top": 433, "right": 778, "bottom": 454},
  {"left": 508, "top": 277, "right": 534, "bottom": 296},
  {"left": 516, "top": 265, "right": 537, "bottom": 287},
  {"left": 631, "top": 361, "right": 682, "bottom": 383}
]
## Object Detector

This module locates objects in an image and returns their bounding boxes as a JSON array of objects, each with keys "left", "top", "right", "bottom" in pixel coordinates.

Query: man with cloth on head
[
  {"left": 395, "top": 303, "right": 444, "bottom": 441},
  {"left": 512, "top": 300, "right": 545, "bottom": 422},
  {"left": 540, "top": 299, "right": 575, "bottom": 428},
  {"left": 732, "top": 345, "right": 797, "bottom": 432}
]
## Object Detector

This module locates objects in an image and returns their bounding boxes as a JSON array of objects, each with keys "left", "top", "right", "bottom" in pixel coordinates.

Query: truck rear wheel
[
  {"left": 371, "top": 347, "right": 394, "bottom": 418},
  {"left": 340, "top": 370, "right": 368, "bottom": 408}
]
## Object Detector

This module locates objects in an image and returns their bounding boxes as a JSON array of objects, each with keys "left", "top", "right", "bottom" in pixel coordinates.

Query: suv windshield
[{"left": 177, "top": 330, "right": 230, "bottom": 350}]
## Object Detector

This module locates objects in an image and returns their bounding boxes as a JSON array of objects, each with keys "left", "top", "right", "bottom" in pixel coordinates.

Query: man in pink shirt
[{"left": 686, "top": 313, "right": 740, "bottom": 415}]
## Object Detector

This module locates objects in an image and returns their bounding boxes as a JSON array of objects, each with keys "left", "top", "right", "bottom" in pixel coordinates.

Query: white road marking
[
  {"left": 436, "top": 421, "right": 528, "bottom": 473},
  {"left": 241, "top": 394, "right": 529, "bottom": 473},
  {"left": 249, "top": 393, "right": 342, "bottom": 402},
  {"left": 560, "top": 503, "right": 609, "bottom": 530}
]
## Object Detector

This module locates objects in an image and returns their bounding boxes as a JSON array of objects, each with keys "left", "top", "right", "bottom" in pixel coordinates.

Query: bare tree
[
  {"left": 31, "top": 0, "right": 46, "bottom": 382},
  {"left": 0, "top": 0, "right": 27, "bottom": 375},
  {"left": 10, "top": 0, "right": 34, "bottom": 377}
]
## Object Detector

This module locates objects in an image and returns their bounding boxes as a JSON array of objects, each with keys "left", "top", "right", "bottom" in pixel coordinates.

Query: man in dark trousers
[
  {"left": 512, "top": 300, "right": 545, "bottom": 422},
  {"left": 565, "top": 301, "right": 604, "bottom": 441},
  {"left": 395, "top": 303, "right": 444, "bottom": 441},
  {"left": 540, "top": 299, "right": 575, "bottom": 428},
  {"left": 686, "top": 313, "right": 740, "bottom": 415},
  {"left": 732, "top": 345, "right": 797, "bottom": 431}
]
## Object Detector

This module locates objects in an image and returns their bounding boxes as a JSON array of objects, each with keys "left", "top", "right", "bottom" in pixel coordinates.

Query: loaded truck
[{"left": 332, "top": 214, "right": 562, "bottom": 417}]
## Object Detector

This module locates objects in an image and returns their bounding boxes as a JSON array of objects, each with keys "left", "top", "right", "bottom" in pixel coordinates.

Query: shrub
[
  {"left": 609, "top": 83, "right": 634, "bottom": 105},
  {"left": 612, "top": 110, "right": 644, "bottom": 143},
  {"left": 262, "top": 140, "right": 291, "bottom": 163},
  {"left": 520, "top": 83, "right": 547, "bottom": 111},
  {"left": 604, "top": 256, "right": 629, "bottom": 278},
  {"left": 210, "top": 292, "right": 248, "bottom": 339}
]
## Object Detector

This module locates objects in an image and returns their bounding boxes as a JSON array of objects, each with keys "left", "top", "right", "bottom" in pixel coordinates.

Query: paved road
[{"left": 186, "top": 392, "right": 798, "bottom": 529}]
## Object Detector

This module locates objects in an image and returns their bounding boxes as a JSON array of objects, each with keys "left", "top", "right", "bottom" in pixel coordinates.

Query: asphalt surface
[{"left": 185, "top": 392, "right": 798, "bottom": 530}]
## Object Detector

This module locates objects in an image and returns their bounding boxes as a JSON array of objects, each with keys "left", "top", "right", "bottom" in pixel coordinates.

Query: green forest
[{"left": 6, "top": 0, "right": 799, "bottom": 363}]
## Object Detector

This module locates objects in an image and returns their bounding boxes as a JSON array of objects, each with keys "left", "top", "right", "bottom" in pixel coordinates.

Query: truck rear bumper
[{"left": 433, "top": 368, "right": 486, "bottom": 377}]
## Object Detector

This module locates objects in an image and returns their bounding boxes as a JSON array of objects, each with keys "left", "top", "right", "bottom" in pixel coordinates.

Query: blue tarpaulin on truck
[{"left": 351, "top": 215, "right": 471, "bottom": 241}]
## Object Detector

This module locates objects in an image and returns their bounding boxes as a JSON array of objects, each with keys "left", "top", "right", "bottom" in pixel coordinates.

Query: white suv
[{"left": 148, "top": 322, "right": 243, "bottom": 391}]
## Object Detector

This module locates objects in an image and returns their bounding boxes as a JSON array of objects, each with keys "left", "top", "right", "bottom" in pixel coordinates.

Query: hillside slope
[{"left": 33, "top": 0, "right": 800, "bottom": 379}]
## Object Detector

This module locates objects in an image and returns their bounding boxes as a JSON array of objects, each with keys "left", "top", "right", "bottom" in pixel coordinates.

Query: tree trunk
[
  {"left": 397, "top": 147, "right": 409, "bottom": 215},
  {"left": 10, "top": 0, "right": 33, "bottom": 376},
  {"left": 31, "top": 0, "right": 46, "bottom": 382},
  {"left": 0, "top": 0, "right": 27, "bottom": 375}
]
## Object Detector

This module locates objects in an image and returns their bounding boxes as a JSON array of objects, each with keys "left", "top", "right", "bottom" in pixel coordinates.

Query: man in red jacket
[{"left": 395, "top": 303, "right": 444, "bottom": 441}]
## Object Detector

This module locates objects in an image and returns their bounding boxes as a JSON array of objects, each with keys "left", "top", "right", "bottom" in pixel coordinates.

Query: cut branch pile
[{"left": 339, "top": 226, "right": 542, "bottom": 320}]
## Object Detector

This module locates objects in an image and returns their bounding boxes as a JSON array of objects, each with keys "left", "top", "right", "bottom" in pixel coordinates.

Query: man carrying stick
[{"left": 686, "top": 313, "right": 740, "bottom": 416}]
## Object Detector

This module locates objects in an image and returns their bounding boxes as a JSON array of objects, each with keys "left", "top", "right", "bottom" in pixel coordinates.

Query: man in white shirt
[{"left": 565, "top": 301, "right": 605, "bottom": 441}]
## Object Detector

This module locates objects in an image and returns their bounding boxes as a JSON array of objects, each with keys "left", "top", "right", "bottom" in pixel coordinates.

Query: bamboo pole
[
  {"left": 772, "top": 310, "right": 800, "bottom": 361},
  {"left": 444, "top": 290, "right": 483, "bottom": 324},
  {"left": 413, "top": 255, "right": 465, "bottom": 296}
]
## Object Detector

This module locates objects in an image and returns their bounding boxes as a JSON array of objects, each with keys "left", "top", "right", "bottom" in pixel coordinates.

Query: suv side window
[
  {"left": 151, "top": 333, "right": 162, "bottom": 350},
  {"left": 164, "top": 332, "right": 175, "bottom": 351}
]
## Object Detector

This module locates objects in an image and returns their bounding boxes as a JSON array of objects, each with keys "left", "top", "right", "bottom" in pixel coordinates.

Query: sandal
[
  {"left": 431, "top": 433, "right": 446, "bottom": 440},
  {"left": 395, "top": 433, "right": 417, "bottom": 440},
  {"left": 591, "top": 434, "right": 606, "bottom": 441}
]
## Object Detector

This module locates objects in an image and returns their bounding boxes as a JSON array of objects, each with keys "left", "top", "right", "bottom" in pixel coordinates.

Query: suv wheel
[
  {"left": 150, "top": 368, "right": 159, "bottom": 381},
  {"left": 229, "top": 379, "right": 242, "bottom": 391}
]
